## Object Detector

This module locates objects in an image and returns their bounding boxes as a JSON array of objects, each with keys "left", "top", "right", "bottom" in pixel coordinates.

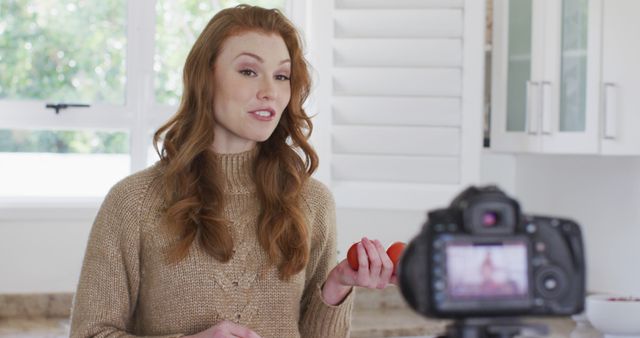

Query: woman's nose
[{"left": 257, "top": 78, "right": 277, "bottom": 101}]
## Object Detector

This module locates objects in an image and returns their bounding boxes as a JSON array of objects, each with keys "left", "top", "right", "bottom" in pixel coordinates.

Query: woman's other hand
[
  {"left": 322, "top": 237, "right": 396, "bottom": 305},
  {"left": 184, "top": 320, "right": 262, "bottom": 338}
]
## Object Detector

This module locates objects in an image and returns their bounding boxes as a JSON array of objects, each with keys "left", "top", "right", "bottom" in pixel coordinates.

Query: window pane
[
  {"left": 0, "top": 153, "right": 130, "bottom": 197},
  {"left": 0, "top": 129, "right": 129, "bottom": 197},
  {"left": 559, "top": 0, "right": 588, "bottom": 132},
  {"left": 505, "top": 0, "right": 532, "bottom": 132},
  {"left": 154, "top": 0, "right": 287, "bottom": 105},
  {"left": 0, "top": 0, "right": 126, "bottom": 104},
  {"left": 0, "top": 129, "right": 128, "bottom": 154}
]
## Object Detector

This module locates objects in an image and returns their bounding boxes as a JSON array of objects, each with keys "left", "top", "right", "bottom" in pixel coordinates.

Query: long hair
[{"left": 153, "top": 5, "right": 318, "bottom": 281}]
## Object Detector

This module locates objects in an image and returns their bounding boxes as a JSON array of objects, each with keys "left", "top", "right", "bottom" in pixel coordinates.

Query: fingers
[
  {"left": 355, "top": 237, "right": 394, "bottom": 289},
  {"left": 390, "top": 274, "right": 399, "bottom": 286},
  {"left": 361, "top": 238, "right": 382, "bottom": 288},
  {"left": 232, "top": 326, "right": 261, "bottom": 338},
  {"left": 373, "top": 240, "right": 393, "bottom": 288},
  {"left": 356, "top": 240, "right": 369, "bottom": 274},
  {"left": 220, "top": 321, "right": 262, "bottom": 338}
]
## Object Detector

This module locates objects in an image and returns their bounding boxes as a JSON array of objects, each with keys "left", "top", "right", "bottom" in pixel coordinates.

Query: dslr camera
[{"left": 399, "top": 186, "right": 585, "bottom": 319}]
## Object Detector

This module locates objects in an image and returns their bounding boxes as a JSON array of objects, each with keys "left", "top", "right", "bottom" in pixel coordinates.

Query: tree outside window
[{"left": 0, "top": 0, "right": 287, "bottom": 197}]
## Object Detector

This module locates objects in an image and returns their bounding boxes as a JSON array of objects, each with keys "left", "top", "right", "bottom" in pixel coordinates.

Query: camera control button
[
  {"left": 543, "top": 277, "right": 558, "bottom": 291},
  {"left": 526, "top": 223, "right": 537, "bottom": 233},
  {"left": 447, "top": 223, "right": 457, "bottom": 231},
  {"left": 535, "top": 266, "right": 568, "bottom": 299},
  {"left": 434, "top": 280, "right": 446, "bottom": 291},
  {"left": 550, "top": 219, "right": 561, "bottom": 227},
  {"left": 433, "top": 267, "right": 444, "bottom": 276},
  {"left": 434, "top": 240, "right": 444, "bottom": 249},
  {"left": 534, "top": 298, "right": 544, "bottom": 306},
  {"left": 532, "top": 256, "right": 546, "bottom": 266},
  {"left": 535, "top": 242, "right": 546, "bottom": 252},
  {"left": 434, "top": 224, "right": 445, "bottom": 232}
]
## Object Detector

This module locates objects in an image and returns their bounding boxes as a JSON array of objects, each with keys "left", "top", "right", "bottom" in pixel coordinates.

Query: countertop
[
  {"left": 0, "top": 287, "right": 593, "bottom": 338},
  {"left": 0, "top": 314, "right": 578, "bottom": 338}
]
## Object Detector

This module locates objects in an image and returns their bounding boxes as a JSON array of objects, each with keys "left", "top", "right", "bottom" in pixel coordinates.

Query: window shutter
[{"left": 310, "top": 0, "right": 484, "bottom": 211}]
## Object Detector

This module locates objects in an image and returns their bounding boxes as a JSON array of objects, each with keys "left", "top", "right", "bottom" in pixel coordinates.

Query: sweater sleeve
[
  {"left": 298, "top": 181, "right": 354, "bottom": 338},
  {"left": 69, "top": 179, "right": 183, "bottom": 338}
]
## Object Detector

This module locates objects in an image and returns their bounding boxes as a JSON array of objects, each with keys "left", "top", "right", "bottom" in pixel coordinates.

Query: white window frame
[{"left": 0, "top": 0, "right": 306, "bottom": 220}]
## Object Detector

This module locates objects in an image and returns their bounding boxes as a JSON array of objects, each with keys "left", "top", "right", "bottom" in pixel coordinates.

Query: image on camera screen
[{"left": 445, "top": 241, "right": 528, "bottom": 300}]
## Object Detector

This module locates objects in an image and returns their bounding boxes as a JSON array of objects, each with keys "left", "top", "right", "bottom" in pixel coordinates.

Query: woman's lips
[{"left": 249, "top": 109, "right": 275, "bottom": 121}]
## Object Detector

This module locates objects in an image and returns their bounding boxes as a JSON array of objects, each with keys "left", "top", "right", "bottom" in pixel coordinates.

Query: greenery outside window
[{"left": 0, "top": 0, "right": 289, "bottom": 200}]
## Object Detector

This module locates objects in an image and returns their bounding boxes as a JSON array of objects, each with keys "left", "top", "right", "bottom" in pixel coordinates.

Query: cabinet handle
[
  {"left": 526, "top": 81, "right": 540, "bottom": 135},
  {"left": 602, "top": 83, "right": 617, "bottom": 140},
  {"left": 541, "top": 81, "right": 552, "bottom": 135}
]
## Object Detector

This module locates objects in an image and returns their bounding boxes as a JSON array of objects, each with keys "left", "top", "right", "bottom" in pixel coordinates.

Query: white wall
[
  {"left": 480, "top": 152, "right": 640, "bottom": 296},
  {"left": 0, "top": 218, "right": 92, "bottom": 293},
  {"left": 481, "top": 151, "right": 640, "bottom": 296},
  {"left": 512, "top": 154, "right": 640, "bottom": 296}
]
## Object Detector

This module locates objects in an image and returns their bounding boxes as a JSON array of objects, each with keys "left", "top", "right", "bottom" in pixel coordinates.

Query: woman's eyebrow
[{"left": 234, "top": 52, "right": 291, "bottom": 65}]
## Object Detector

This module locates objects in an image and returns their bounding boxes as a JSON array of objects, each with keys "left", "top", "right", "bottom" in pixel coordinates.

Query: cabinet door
[
  {"left": 491, "top": 0, "right": 543, "bottom": 152},
  {"left": 600, "top": 0, "right": 640, "bottom": 155},
  {"left": 540, "top": 0, "right": 600, "bottom": 153}
]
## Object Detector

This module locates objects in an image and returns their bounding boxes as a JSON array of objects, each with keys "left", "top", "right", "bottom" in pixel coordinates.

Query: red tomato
[
  {"left": 386, "top": 242, "right": 406, "bottom": 275},
  {"left": 347, "top": 242, "right": 360, "bottom": 270}
]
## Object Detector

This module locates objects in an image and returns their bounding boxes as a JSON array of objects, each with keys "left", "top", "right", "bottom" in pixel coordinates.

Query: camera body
[{"left": 399, "top": 186, "right": 585, "bottom": 319}]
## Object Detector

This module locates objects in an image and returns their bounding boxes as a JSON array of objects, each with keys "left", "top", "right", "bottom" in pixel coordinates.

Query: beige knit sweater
[{"left": 70, "top": 149, "right": 353, "bottom": 338}]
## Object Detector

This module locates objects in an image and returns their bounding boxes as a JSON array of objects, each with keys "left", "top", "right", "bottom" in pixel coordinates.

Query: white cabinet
[
  {"left": 491, "top": 0, "right": 640, "bottom": 155},
  {"left": 600, "top": 0, "right": 640, "bottom": 155}
]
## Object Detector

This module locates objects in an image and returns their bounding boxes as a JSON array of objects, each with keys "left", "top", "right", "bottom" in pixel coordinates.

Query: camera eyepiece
[{"left": 481, "top": 211, "right": 499, "bottom": 227}]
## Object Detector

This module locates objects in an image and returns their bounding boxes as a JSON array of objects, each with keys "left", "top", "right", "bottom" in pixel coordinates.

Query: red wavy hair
[{"left": 153, "top": 5, "right": 318, "bottom": 281}]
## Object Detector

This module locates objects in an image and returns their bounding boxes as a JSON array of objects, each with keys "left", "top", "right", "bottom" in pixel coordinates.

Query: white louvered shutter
[{"left": 308, "top": 0, "right": 485, "bottom": 212}]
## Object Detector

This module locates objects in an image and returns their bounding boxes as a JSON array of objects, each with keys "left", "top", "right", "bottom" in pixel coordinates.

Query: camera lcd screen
[{"left": 445, "top": 241, "right": 529, "bottom": 300}]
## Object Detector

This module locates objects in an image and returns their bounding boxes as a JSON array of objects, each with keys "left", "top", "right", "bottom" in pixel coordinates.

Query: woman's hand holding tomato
[
  {"left": 348, "top": 241, "right": 406, "bottom": 275},
  {"left": 321, "top": 237, "right": 403, "bottom": 306},
  {"left": 386, "top": 241, "right": 406, "bottom": 275}
]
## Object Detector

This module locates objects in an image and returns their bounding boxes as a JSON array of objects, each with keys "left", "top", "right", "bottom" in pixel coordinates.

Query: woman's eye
[
  {"left": 239, "top": 69, "right": 256, "bottom": 77},
  {"left": 275, "top": 74, "right": 290, "bottom": 81}
]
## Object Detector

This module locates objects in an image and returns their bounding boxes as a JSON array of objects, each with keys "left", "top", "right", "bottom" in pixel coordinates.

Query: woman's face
[{"left": 211, "top": 31, "right": 292, "bottom": 153}]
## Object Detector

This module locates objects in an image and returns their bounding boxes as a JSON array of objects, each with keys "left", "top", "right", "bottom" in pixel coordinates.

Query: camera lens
[{"left": 482, "top": 211, "right": 499, "bottom": 227}]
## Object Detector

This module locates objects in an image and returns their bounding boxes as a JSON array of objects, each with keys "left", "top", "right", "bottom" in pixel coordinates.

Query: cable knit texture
[{"left": 70, "top": 148, "right": 353, "bottom": 338}]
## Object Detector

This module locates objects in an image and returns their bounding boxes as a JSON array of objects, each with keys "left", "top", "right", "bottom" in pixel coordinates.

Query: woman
[{"left": 70, "top": 5, "right": 395, "bottom": 338}]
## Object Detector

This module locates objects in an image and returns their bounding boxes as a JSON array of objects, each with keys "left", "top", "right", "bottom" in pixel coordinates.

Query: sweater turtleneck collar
[{"left": 214, "top": 147, "right": 258, "bottom": 193}]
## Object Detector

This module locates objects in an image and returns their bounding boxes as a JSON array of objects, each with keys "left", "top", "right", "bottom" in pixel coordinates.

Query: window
[
  {"left": 0, "top": 0, "right": 289, "bottom": 201},
  {"left": 0, "top": 0, "right": 129, "bottom": 198},
  {"left": 155, "top": 0, "right": 287, "bottom": 106},
  {"left": 0, "top": 1, "right": 126, "bottom": 103}
]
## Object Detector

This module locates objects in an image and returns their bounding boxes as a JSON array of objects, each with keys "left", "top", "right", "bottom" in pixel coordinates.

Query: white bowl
[{"left": 586, "top": 294, "right": 640, "bottom": 338}]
